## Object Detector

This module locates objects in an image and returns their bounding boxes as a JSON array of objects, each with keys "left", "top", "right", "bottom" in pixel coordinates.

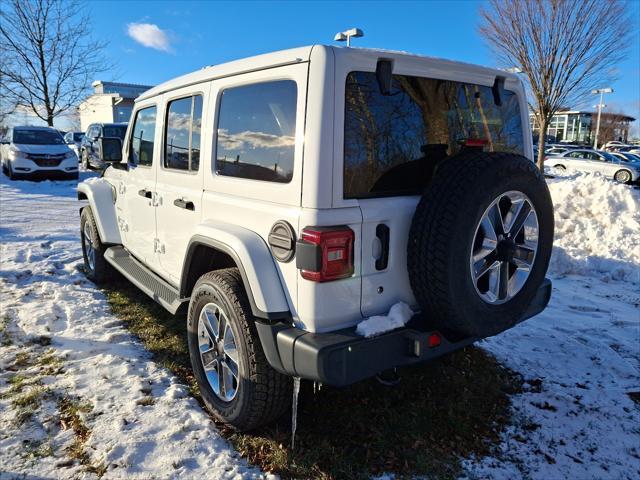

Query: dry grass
[{"left": 103, "top": 278, "right": 523, "bottom": 479}]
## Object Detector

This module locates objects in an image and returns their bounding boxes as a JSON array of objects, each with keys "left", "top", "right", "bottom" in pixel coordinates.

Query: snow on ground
[
  {"left": 0, "top": 170, "right": 638, "bottom": 479},
  {"left": 463, "top": 172, "right": 640, "bottom": 479},
  {"left": 0, "top": 172, "right": 269, "bottom": 479}
]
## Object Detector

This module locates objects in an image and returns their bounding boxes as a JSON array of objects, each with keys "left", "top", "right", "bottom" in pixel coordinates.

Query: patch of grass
[
  {"left": 24, "top": 438, "right": 54, "bottom": 458},
  {"left": 136, "top": 396, "right": 155, "bottom": 406},
  {"left": 103, "top": 279, "right": 523, "bottom": 479},
  {"left": 36, "top": 348, "right": 64, "bottom": 375},
  {"left": 0, "top": 313, "right": 10, "bottom": 345},
  {"left": 12, "top": 385, "right": 49, "bottom": 424},
  {"left": 58, "top": 395, "right": 106, "bottom": 476},
  {"left": 14, "top": 351, "right": 31, "bottom": 367}
]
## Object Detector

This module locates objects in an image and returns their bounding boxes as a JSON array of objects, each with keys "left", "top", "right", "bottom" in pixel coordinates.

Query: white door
[
  {"left": 121, "top": 103, "right": 159, "bottom": 265},
  {"left": 155, "top": 86, "right": 209, "bottom": 284}
]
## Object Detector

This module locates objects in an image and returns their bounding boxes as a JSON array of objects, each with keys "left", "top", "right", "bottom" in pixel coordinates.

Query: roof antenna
[{"left": 334, "top": 28, "right": 364, "bottom": 47}]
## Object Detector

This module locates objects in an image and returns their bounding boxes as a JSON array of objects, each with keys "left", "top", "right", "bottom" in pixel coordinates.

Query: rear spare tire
[{"left": 407, "top": 151, "right": 553, "bottom": 338}]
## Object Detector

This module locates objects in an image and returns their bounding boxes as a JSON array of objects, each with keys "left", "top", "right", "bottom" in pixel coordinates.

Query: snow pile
[
  {"left": 356, "top": 302, "right": 414, "bottom": 338},
  {"left": 547, "top": 172, "right": 640, "bottom": 283},
  {"left": 0, "top": 174, "right": 267, "bottom": 479}
]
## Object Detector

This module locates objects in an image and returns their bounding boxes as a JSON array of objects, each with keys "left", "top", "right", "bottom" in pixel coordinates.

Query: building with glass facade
[{"left": 530, "top": 110, "right": 635, "bottom": 145}]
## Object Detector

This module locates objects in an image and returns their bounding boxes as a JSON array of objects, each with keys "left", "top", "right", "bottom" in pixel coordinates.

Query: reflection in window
[
  {"left": 164, "top": 95, "right": 203, "bottom": 171},
  {"left": 216, "top": 81, "right": 297, "bottom": 183},
  {"left": 343, "top": 72, "right": 524, "bottom": 198},
  {"left": 130, "top": 106, "right": 157, "bottom": 166}
]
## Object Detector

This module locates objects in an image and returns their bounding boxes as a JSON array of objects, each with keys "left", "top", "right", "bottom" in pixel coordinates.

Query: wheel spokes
[
  {"left": 471, "top": 191, "right": 539, "bottom": 304},
  {"left": 197, "top": 303, "right": 240, "bottom": 402}
]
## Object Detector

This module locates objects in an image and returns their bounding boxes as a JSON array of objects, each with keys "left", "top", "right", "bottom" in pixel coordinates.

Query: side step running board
[{"left": 104, "top": 246, "right": 188, "bottom": 314}]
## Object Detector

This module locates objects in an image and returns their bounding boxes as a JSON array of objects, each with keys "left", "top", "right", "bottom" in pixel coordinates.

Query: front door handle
[
  {"left": 173, "top": 198, "right": 195, "bottom": 211},
  {"left": 138, "top": 189, "right": 152, "bottom": 199}
]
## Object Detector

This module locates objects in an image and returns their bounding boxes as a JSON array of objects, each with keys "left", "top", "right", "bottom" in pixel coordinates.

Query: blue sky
[{"left": 89, "top": 0, "right": 639, "bottom": 127}]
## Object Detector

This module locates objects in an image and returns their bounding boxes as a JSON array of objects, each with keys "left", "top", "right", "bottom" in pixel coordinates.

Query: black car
[{"left": 80, "top": 123, "right": 127, "bottom": 169}]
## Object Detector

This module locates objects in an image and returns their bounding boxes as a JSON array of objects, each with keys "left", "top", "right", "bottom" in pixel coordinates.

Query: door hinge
[
  {"left": 153, "top": 238, "right": 165, "bottom": 254},
  {"left": 117, "top": 216, "right": 129, "bottom": 232}
]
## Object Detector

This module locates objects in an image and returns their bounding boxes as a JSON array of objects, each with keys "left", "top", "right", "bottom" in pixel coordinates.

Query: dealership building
[
  {"left": 78, "top": 81, "right": 153, "bottom": 131},
  {"left": 530, "top": 110, "right": 636, "bottom": 144}
]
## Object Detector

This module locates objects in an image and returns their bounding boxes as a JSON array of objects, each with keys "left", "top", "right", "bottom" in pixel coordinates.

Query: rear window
[
  {"left": 343, "top": 71, "right": 524, "bottom": 198},
  {"left": 103, "top": 126, "right": 127, "bottom": 139}
]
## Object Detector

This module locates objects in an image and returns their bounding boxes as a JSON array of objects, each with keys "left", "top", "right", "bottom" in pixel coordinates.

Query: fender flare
[
  {"left": 182, "top": 223, "right": 291, "bottom": 321},
  {"left": 77, "top": 178, "right": 121, "bottom": 245}
]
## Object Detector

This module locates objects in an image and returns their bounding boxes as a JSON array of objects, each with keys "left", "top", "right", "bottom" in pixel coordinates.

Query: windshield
[
  {"left": 622, "top": 153, "right": 640, "bottom": 162},
  {"left": 103, "top": 126, "right": 127, "bottom": 139},
  {"left": 600, "top": 151, "right": 618, "bottom": 162},
  {"left": 13, "top": 130, "right": 64, "bottom": 145},
  {"left": 73, "top": 132, "right": 84, "bottom": 141}
]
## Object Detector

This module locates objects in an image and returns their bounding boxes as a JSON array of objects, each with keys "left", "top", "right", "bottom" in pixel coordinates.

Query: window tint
[
  {"left": 13, "top": 129, "right": 64, "bottom": 145},
  {"left": 568, "top": 151, "right": 584, "bottom": 159},
  {"left": 343, "top": 71, "right": 524, "bottom": 198},
  {"left": 129, "top": 106, "right": 157, "bottom": 166},
  {"left": 216, "top": 80, "right": 296, "bottom": 183},
  {"left": 164, "top": 95, "right": 203, "bottom": 171},
  {"left": 103, "top": 125, "right": 127, "bottom": 139}
]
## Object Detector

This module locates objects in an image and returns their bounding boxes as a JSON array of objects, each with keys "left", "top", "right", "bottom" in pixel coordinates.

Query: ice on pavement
[{"left": 356, "top": 302, "right": 414, "bottom": 338}]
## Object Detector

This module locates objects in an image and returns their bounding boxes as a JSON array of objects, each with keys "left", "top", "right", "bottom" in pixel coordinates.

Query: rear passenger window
[
  {"left": 215, "top": 80, "right": 297, "bottom": 183},
  {"left": 129, "top": 106, "right": 157, "bottom": 166},
  {"left": 164, "top": 95, "right": 203, "bottom": 171}
]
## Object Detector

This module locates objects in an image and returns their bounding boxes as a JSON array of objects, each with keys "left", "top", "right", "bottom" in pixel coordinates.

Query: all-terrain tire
[
  {"left": 80, "top": 207, "right": 113, "bottom": 283},
  {"left": 187, "top": 268, "right": 291, "bottom": 431},
  {"left": 407, "top": 151, "right": 554, "bottom": 338}
]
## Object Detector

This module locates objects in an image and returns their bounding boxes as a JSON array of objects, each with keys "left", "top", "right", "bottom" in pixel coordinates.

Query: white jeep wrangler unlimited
[{"left": 78, "top": 45, "right": 553, "bottom": 431}]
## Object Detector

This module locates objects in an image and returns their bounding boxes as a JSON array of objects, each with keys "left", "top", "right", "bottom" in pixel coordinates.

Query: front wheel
[
  {"left": 81, "top": 150, "right": 90, "bottom": 170},
  {"left": 187, "top": 268, "right": 291, "bottom": 431},
  {"left": 80, "top": 207, "right": 113, "bottom": 283},
  {"left": 614, "top": 169, "right": 631, "bottom": 184}
]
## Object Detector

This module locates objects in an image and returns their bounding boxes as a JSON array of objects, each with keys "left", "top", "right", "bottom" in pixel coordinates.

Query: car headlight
[
  {"left": 64, "top": 150, "right": 76, "bottom": 159},
  {"left": 8, "top": 150, "right": 28, "bottom": 160}
]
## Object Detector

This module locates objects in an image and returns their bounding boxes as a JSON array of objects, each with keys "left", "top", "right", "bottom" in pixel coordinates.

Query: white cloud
[
  {"left": 127, "top": 23, "right": 172, "bottom": 52},
  {"left": 218, "top": 129, "right": 295, "bottom": 151}
]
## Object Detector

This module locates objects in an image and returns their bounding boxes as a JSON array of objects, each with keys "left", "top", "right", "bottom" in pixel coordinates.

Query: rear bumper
[{"left": 257, "top": 278, "right": 552, "bottom": 387}]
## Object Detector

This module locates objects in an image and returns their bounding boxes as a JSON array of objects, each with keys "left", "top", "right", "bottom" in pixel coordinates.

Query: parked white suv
[
  {"left": 1, "top": 126, "right": 78, "bottom": 180},
  {"left": 78, "top": 45, "right": 554, "bottom": 430}
]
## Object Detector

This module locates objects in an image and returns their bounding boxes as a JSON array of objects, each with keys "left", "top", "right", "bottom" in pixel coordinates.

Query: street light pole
[{"left": 592, "top": 87, "right": 613, "bottom": 149}]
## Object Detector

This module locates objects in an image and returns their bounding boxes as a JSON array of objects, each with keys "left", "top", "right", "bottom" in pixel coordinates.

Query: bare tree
[
  {"left": 0, "top": 0, "right": 111, "bottom": 127},
  {"left": 597, "top": 111, "right": 633, "bottom": 144},
  {"left": 479, "top": 0, "right": 631, "bottom": 168}
]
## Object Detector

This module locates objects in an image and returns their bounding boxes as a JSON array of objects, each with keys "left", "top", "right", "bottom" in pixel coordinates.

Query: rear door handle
[
  {"left": 375, "top": 224, "right": 390, "bottom": 270},
  {"left": 173, "top": 198, "right": 195, "bottom": 211},
  {"left": 138, "top": 189, "right": 152, "bottom": 199}
]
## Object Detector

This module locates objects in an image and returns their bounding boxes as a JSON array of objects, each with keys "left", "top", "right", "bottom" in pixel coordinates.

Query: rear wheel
[
  {"left": 614, "top": 169, "right": 631, "bottom": 184},
  {"left": 187, "top": 269, "right": 290, "bottom": 431},
  {"left": 408, "top": 151, "right": 554, "bottom": 338}
]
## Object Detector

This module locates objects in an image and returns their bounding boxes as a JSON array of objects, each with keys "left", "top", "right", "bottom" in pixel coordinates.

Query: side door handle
[
  {"left": 173, "top": 198, "right": 195, "bottom": 211},
  {"left": 375, "top": 224, "right": 390, "bottom": 270},
  {"left": 138, "top": 188, "right": 152, "bottom": 199}
]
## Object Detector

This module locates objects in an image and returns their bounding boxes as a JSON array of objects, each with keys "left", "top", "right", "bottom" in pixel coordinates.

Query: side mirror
[{"left": 98, "top": 137, "right": 123, "bottom": 163}]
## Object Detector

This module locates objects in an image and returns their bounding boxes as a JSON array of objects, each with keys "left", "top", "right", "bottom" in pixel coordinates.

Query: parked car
[
  {"left": 544, "top": 148, "right": 640, "bottom": 183},
  {"left": 64, "top": 131, "right": 85, "bottom": 159},
  {"left": 1, "top": 126, "right": 78, "bottom": 180},
  {"left": 80, "top": 123, "right": 128, "bottom": 170},
  {"left": 78, "top": 45, "right": 554, "bottom": 431}
]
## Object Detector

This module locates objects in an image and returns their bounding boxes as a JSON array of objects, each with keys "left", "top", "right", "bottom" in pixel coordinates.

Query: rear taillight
[{"left": 296, "top": 226, "right": 354, "bottom": 282}]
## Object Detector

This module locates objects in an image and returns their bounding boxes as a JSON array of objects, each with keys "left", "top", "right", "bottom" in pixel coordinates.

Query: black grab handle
[
  {"left": 173, "top": 198, "right": 195, "bottom": 211},
  {"left": 138, "top": 189, "right": 152, "bottom": 199}
]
